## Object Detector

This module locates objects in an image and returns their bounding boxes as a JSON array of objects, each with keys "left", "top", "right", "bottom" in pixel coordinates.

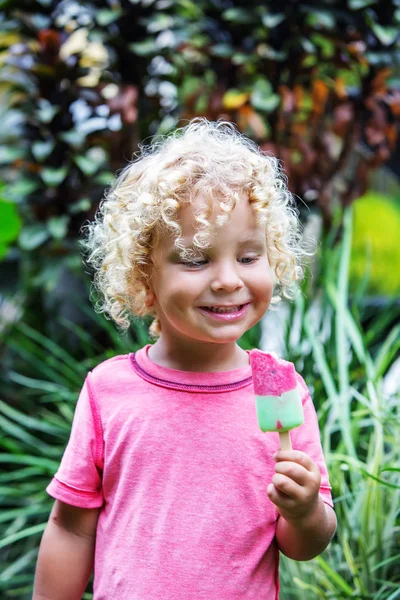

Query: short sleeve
[
  {"left": 291, "top": 374, "right": 334, "bottom": 508},
  {"left": 46, "top": 374, "right": 104, "bottom": 508}
]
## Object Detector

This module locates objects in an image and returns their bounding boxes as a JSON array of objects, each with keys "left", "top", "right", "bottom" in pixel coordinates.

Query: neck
[{"left": 148, "top": 338, "right": 249, "bottom": 372}]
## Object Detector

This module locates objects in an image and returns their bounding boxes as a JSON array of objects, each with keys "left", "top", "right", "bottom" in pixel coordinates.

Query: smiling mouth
[{"left": 200, "top": 304, "right": 247, "bottom": 314}]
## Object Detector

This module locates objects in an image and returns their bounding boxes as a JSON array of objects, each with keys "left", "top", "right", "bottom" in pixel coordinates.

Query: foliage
[
  {"left": 141, "top": 0, "right": 400, "bottom": 225},
  {"left": 277, "top": 207, "right": 400, "bottom": 597},
  {"left": 350, "top": 191, "right": 400, "bottom": 296},
  {"left": 1, "top": 1, "right": 400, "bottom": 333},
  {"left": 0, "top": 313, "right": 150, "bottom": 597},
  {"left": 0, "top": 207, "right": 399, "bottom": 598},
  {"left": 0, "top": 0, "right": 158, "bottom": 328},
  {"left": 0, "top": 181, "right": 21, "bottom": 260},
  {"left": 1, "top": 2, "right": 399, "bottom": 595}
]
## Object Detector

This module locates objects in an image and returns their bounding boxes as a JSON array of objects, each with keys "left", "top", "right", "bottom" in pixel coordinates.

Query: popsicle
[{"left": 249, "top": 349, "right": 304, "bottom": 450}]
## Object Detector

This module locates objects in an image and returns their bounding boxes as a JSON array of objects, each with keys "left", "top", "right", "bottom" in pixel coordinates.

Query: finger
[
  {"left": 274, "top": 450, "right": 320, "bottom": 474},
  {"left": 270, "top": 473, "right": 301, "bottom": 499},
  {"left": 274, "top": 461, "right": 321, "bottom": 488},
  {"left": 267, "top": 481, "right": 297, "bottom": 508},
  {"left": 271, "top": 472, "right": 322, "bottom": 509}
]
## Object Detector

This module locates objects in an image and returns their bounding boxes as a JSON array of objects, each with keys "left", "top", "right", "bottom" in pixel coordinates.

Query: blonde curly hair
[{"left": 81, "top": 118, "right": 308, "bottom": 336}]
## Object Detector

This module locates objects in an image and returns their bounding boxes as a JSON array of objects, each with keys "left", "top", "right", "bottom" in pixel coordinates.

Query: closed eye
[
  {"left": 239, "top": 256, "right": 258, "bottom": 264},
  {"left": 182, "top": 256, "right": 258, "bottom": 268},
  {"left": 181, "top": 260, "right": 207, "bottom": 268}
]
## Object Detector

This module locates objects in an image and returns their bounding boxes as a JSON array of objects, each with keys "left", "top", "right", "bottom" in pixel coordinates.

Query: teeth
[{"left": 208, "top": 305, "right": 243, "bottom": 314}]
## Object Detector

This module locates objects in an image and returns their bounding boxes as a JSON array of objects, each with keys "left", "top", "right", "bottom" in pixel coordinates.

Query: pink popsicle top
[{"left": 250, "top": 350, "right": 298, "bottom": 396}]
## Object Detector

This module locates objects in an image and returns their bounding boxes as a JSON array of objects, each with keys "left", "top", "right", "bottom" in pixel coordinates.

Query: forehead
[
  {"left": 150, "top": 193, "right": 267, "bottom": 261},
  {"left": 178, "top": 192, "right": 262, "bottom": 239}
]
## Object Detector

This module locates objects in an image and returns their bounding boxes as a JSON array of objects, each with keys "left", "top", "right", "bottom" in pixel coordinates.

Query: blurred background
[{"left": 0, "top": 1, "right": 399, "bottom": 598}]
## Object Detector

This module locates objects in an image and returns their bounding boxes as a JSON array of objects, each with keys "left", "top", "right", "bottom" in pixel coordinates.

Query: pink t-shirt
[{"left": 46, "top": 345, "right": 333, "bottom": 600}]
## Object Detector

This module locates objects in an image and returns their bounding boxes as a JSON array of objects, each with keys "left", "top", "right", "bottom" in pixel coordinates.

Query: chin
[{"left": 205, "top": 330, "right": 247, "bottom": 343}]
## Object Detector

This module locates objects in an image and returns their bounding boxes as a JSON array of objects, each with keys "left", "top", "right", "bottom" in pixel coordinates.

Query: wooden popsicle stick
[{"left": 279, "top": 431, "right": 292, "bottom": 450}]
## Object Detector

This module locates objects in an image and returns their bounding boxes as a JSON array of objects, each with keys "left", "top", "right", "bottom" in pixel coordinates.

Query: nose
[{"left": 209, "top": 260, "right": 245, "bottom": 293}]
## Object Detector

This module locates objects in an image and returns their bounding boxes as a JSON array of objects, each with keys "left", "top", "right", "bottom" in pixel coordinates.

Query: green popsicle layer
[{"left": 255, "top": 389, "right": 304, "bottom": 433}]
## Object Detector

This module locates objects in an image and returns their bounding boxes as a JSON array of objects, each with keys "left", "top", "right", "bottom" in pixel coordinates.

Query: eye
[
  {"left": 181, "top": 259, "right": 207, "bottom": 268},
  {"left": 239, "top": 256, "right": 257, "bottom": 264}
]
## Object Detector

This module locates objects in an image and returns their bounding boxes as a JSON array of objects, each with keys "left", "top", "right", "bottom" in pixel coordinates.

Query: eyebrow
[
  {"left": 166, "top": 234, "right": 266, "bottom": 257},
  {"left": 176, "top": 238, "right": 265, "bottom": 248},
  {"left": 172, "top": 238, "right": 266, "bottom": 254},
  {"left": 237, "top": 237, "right": 266, "bottom": 247}
]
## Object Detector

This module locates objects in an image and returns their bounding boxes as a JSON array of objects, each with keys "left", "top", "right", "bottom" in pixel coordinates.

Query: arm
[
  {"left": 267, "top": 450, "right": 337, "bottom": 561},
  {"left": 275, "top": 496, "right": 336, "bottom": 560},
  {"left": 33, "top": 500, "right": 101, "bottom": 600}
]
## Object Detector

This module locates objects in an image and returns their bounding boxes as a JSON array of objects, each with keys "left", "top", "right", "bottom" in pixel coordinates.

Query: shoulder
[
  {"left": 88, "top": 353, "right": 137, "bottom": 391},
  {"left": 82, "top": 352, "right": 145, "bottom": 414},
  {"left": 91, "top": 353, "right": 132, "bottom": 376}
]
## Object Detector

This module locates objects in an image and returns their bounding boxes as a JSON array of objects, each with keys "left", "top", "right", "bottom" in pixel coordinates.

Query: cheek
[
  {"left": 154, "top": 278, "right": 197, "bottom": 307},
  {"left": 252, "top": 265, "right": 274, "bottom": 296}
]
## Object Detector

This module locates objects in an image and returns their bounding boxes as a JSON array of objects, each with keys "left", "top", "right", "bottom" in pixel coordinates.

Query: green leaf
[
  {"left": 194, "top": 94, "right": 208, "bottom": 114},
  {"left": 222, "top": 8, "right": 253, "bottom": 24},
  {"left": 314, "top": 556, "right": 355, "bottom": 595},
  {"left": 32, "top": 261, "right": 63, "bottom": 292},
  {"left": 155, "top": 115, "right": 177, "bottom": 135},
  {"left": 349, "top": 0, "right": 376, "bottom": 8},
  {"left": 31, "top": 140, "right": 55, "bottom": 162},
  {"left": 300, "top": 37, "right": 315, "bottom": 54},
  {"left": 58, "top": 129, "right": 86, "bottom": 148},
  {"left": 306, "top": 10, "right": 336, "bottom": 29},
  {"left": 147, "top": 13, "right": 174, "bottom": 33},
  {"left": 47, "top": 215, "right": 70, "bottom": 240},
  {"left": 232, "top": 53, "right": 250, "bottom": 66},
  {"left": 251, "top": 79, "right": 280, "bottom": 113},
  {"left": 371, "top": 23, "right": 399, "bottom": 46},
  {"left": 0, "top": 145, "right": 25, "bottom": 164},
  {"left": 5, "top": 179, "right": 39, "bottom": 201},
  {"left": 0, "top": 454, "right": 59, "bottom": 470},
  {"left": 0, "top": 199, "right": 22, "bottom": 243},
  {"left": 68, "top": 197, "right": 91, "bottom": 215},
  {"left": 95, "top": 8, "right": 122, "bottom": 26},
  {"left": 311, "top": 33, "right": 335, "bottom": 58},
  {"left": 0, "top": 401, "right": 62, "bottom": 436},
  {"left": 0, "top": 548, "right": 38, "bottom": 583},
  {"left": 210, "top": 43, "right": 233, "bottom": 58},
  {"left": 387, "top": 77, "right": 400, "bottom": 87},
  {"left": 0, "top": 523, "right": 46, "bottom": 550},
  {"left": 302, "top": 54, "right": 317, "bottom": 68},
  {"left": 129, "top": 40, "right": 155, "bottom": 56},
  {"left": 0, "top": 505, "right": 49, "bottom": 525},
  {"left": 40, "top": 167, "right": 68, "bottom": 187},
  {"left": 74, "top": 154, "right": 100, "bottom": 176},
  {"left": 18, "top": 224, "right": 49, "bottom": 250},
  {"left": 256, "top": 44, "right": 287, "bottom": 61},
  {"left": 15, "top": 320, "right": 88, "bottom": 381},
  {"left": 36, "top": 100, "right": 58, "bottom": 123},
  {"left": 94, "top": 171, "right": 114, "bottom": 185},
  {"left": 180, "top": 76, "right": 203, "bottom": 99},
  {"left": 261, "top": 12, "right": 285, "bottom": 28},
  {"left": 0, "top": 415, "right": 53, "bottom": 455}
]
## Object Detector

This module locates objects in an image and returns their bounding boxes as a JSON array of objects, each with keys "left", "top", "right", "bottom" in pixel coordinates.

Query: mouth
[{"left": 199, "top": 303, "right": 248, "bottom": 314}]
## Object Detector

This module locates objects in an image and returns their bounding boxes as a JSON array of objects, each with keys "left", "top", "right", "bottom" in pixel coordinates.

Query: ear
[{"left": 144, "top": 288, "right": 156, "bottom": 308}]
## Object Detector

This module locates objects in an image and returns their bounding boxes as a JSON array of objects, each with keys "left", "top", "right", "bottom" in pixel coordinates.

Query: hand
[{"left": 267, "top": 450, "right": 321, "bottom": 524}]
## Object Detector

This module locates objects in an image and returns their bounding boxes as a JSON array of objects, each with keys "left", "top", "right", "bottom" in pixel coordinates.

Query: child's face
[{"left": 146, "top": 194, "right": 273, "bottom": 349}]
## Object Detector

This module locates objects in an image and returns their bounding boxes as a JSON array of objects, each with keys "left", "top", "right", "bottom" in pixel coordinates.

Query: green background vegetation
[{"left": 0, "top": 1, "right": 399, "bottom": 598}]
